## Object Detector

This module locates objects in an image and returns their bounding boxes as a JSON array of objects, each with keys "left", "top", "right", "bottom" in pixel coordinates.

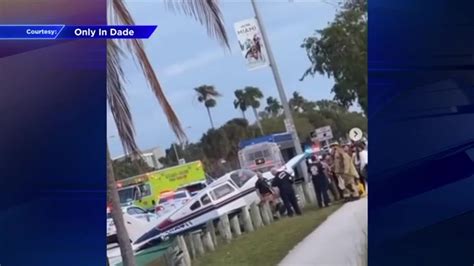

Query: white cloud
[{"left": 162, "top": 50, "right": 225, "bottom": 77}]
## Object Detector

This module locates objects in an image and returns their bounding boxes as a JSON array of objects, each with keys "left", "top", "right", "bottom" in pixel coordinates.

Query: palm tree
[
  {"left": 195, "top": 85, "right": 221, "bottom": 129},
  {"left": 108, "top": 1, "right": 229, "bottom": 265},
  {"left": 315, "top": 99, "right": 346, "bottom": 113},
  {"left": 289, "top": 91, "right": 306, "bottom": 113},
  {"left": 265, "top": 96, "right": 282, "bottom": 117},
  {"left": 243, "top": 86, "right": 265, "bottom": 135},
  {"left": 233, "top": 89, "right": 248, "bottom": 120}
]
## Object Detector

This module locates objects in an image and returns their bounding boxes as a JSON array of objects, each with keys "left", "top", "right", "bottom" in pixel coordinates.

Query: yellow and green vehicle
[{"left": 117, "top": 161, "right": 207, "bottom": 210}]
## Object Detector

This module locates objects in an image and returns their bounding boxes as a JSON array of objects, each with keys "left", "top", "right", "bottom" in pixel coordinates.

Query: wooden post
[
  {"left": 217, "top": 214, "right": 233, "bottom": 243},
  {"left": 264, "top": 201, "right": 274, "bottom": 223},
  {"left": 303, "top": 181, "right": 316, "bottom": 204},
  {"left": 294, "top": 183, "right": 306, "bottom": 208},
  {"left": 192, "top": 231, "right": 205, "bottom": 256},
  {"left": 273, "top": 202, "right": 281, "bottom": 220},
  {"left": 202, "top": 229, "right": 215, "bottom": 252},
  {"left": 240, "top": 205, "right": 254, "bottom": 233},
  {"left": 160, "top": 239, "right": 180, "bottom": 266},
  {"left": 177, "top": 235, "right": 191, "bottom": 266},
  {"left": 230, "top": 215, "right": 242, "bottom": 236},
  {"left": 259, "top": 203, "right": 271, "bottom": 225},
  {"left": 250, "top": 202, "right": 263, "bottom": 229},
  {"left": 171, "top": 244, "right": 183, "bottom": 266},
  {"left": 184, "top": 233, "right": 195, "bottom": 259},
  {"left": 206, "top": 221, "right": 218, "bottom": 247}
]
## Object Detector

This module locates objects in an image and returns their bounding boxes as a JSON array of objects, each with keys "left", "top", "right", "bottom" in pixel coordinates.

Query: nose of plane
[{"left": 134, "top": 227, "right": 162, "bottom": 245}]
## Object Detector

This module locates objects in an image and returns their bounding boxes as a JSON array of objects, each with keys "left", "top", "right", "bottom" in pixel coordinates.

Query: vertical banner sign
[{"left": 234, "top": 18, "right": 269, "bottom": 70}]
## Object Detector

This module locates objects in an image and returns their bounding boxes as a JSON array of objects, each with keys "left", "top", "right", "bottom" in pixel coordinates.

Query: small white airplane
[{"left": 123, "top": 153, "right": 309, "bottom": 251}]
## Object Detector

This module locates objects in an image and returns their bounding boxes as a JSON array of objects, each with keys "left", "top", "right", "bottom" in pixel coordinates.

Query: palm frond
[
  {"left": 209, "top": 90, "right": 222, "bottom": 97},
  {"left": 107, "top": 41, "right": 141, "bottom": 156},
  {"left": 205, "top": 85, "right": 221, "bottom": 97},
  {"left": 110, "top": 0, "right": 187, "bottom": 143},
  {"left": 166, "top": 0, "right": 230, "bottom": 49},
  {"left": 205, "top": 98, "right": 217, "bottom": 108}
]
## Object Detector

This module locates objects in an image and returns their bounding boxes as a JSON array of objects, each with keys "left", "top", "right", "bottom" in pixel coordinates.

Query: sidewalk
[{"left": 279, "top": 197, "right": 368, "bottom": 266}]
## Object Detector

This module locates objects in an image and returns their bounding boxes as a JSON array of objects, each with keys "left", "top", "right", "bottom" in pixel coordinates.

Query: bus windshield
[{"left": 238, "top": 142, "right": 284, "bottom": 172}]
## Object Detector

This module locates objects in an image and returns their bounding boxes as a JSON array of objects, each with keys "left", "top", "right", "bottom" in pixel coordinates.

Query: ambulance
[{"left": 117, "top": 161, "right": 207, "bottom": 211}]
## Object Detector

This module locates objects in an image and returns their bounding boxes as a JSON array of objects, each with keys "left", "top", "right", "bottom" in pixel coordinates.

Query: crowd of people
[
  {"left": 254, "top": 140, "right": 368, "bottom": 218},
  {"left": 312, "top": 141, "right": 368, "bottom": 208}
]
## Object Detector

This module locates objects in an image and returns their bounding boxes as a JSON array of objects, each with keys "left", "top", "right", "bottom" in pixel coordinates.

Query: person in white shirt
[{"left": 353, "top": 142, "right": 368, "bottom": 189}]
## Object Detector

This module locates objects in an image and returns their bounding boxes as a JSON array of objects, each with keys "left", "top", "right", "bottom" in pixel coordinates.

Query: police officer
[
  {"left": 307, "top": 155, "right": 331, "bottom": 208},
  {"left": 271, "top": 167, "right": 302, "bottom": 217}
]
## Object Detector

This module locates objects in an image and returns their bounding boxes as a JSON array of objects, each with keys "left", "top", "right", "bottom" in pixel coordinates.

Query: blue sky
[{"left": 108, "top": 0, "right": 339, "bottom": 157}]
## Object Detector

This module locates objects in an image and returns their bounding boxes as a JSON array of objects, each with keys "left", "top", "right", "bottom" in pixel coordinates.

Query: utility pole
[{"left": 250, "top": 0, "right": 308, "bottom": 180}]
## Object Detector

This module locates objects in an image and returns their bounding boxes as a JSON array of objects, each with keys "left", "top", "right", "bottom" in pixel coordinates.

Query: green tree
[
  {"left": 260, "top": 116, "right": 285, "bottom": 135},
  {"left": 258, "top": 111, "right": 270, "bottom": 120},
  {"left": 315, "top": 99, "right": 348, "bottom": 113},
  {"left": 200, "top": 128, "right": 231, "bottom": 161},
  {"left": 301, "top": 0, "right": 367, "bottom": 114},
  {"left": 289, "top": 91, "right": 306, "bottom": 113},
  {"left": 302, "top": 101, "right": 317, "bottom": 112},
  {"left": 158, "top": 143, "right": 182, "bottom": 167},
  {"left": 293, "top": 115, "right": 315, "bottom": 141},
  {"left": 337, "top": 111, "right": 368, "bottom": 137},
  {"left": 182, "top": 142, "right": 206, "bottom": 163},
  {"left": 258, "top": 114, "right": 313, "bottom": 142},
  {"left": 107, "top": 0, "right": 229, "bottom": 264},
  {"left": 265, "top": 96, "right": 283, "bottom": 117},
  {"left": 221, "top": 118, "right": 253, "bottom": 168},
  {"left": 306, "top": 110, "right": 333, "bottom": 127},
  {"left": 159, "top": 142, "right": 206, "bottom": 167},
  {"left": 195, "top": 85, "right": 221, "bottom": 129},
  {"left": 112, "top": 157, "right": 154, "bottom": 180},
  {"left": 243, "top": 86, "right": 265, "bottom": 135},
  {"left": 233, "top": 89, "right": 248, "bottom": 120}
]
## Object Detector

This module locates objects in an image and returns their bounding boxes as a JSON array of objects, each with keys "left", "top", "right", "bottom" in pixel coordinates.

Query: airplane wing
[
  {"left": 284, "top": 153, "right": 309, "bottom": 169},
  {"left": 261, "top": 153, "right": 309, "bottom": 180}
]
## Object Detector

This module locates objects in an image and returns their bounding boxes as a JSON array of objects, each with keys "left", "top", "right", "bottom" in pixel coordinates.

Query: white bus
[{"left": 238, "top": 142, "right": 285, "bottom": 173}]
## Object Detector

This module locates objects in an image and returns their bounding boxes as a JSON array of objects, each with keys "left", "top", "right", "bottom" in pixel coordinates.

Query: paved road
[{"left": 279, "top": 197, "right": 368, "bottom": 266}]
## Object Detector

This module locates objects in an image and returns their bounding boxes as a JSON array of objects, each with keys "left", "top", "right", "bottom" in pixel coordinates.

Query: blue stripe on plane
[{"left": 134, "top": 187, "right": 257, "bottom": 245}]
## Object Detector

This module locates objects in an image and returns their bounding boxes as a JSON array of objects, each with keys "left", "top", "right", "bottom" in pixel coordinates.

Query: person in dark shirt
[
  {"left": 307, "top": 155, "right": 331, "bottom": 208},
  {"left": 255, "top": 172, "right": 280, "bottom": 218},
  {"left": 255, "top": 172, "right": 273, "bottom": 195},
  {"left": 270, "top": 167, "right": 302, "bottom": 217}
]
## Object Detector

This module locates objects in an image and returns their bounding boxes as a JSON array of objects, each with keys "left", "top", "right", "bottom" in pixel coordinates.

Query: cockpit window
[
  {"left": 230, "top": 169, "right": 256, "bottom": 187},
  {"left": 211, "top": 184, "right": 236, "bottom": 200}
]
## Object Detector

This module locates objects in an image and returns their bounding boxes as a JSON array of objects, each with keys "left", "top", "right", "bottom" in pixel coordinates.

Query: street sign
[
  {"left": 349, "top": 127, "right": 363, "bottom": 142},
  {"left": 315, "top": 126, "right": 333, "bottom": 141}
]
